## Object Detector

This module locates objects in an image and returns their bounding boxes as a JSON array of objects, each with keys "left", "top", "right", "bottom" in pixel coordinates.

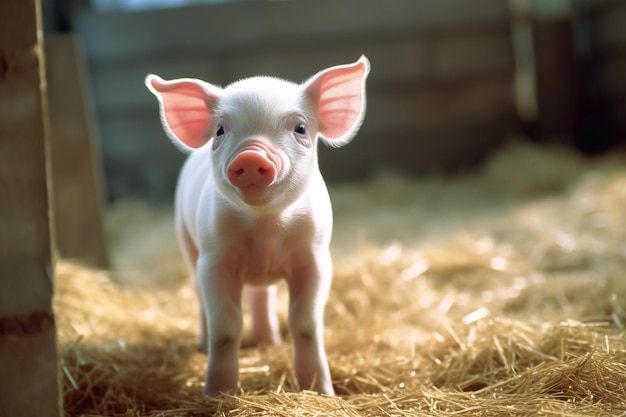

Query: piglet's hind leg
[{"left": 244, "top": 285, "right": 281, "bottom": 347}]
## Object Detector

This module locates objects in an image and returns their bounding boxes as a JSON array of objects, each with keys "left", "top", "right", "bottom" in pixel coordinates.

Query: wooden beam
[
  {"left": 0, "top": 1, "right": 62, "bottom": 416},
  {"left": 45, "top": 34, "right": 109, "bottom": 268},
  {"left": 90, "top": 28, "right": 513, "bottom": 115},
  {"left": 73, "top": 0, "right": 511, "bottom": 62},
  {"left": 532, "top": 15, "right": 579, "bottom": 143}
]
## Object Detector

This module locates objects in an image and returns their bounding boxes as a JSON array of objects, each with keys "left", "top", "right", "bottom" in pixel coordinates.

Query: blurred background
[
  {"left": 42, "top": 0, "right": 625, "bottom": 201},
  {"left": 37, "top": 0, "right": 626, "bottom": 268}
]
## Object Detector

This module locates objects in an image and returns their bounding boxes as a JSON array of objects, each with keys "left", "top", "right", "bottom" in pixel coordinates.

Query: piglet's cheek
[{"left": 275, "top": 151, "right": 293, "bottom": 184}]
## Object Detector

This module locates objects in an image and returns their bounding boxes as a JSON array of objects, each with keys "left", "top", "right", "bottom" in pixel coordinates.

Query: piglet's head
[{"left": 146, "top": 56, "right": 370, "bottom": 209}]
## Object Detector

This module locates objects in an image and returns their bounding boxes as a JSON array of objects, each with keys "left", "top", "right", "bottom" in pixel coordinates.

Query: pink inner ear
[
  {"left": 318, "top": 72, "right": 364, "bottom": 139},
  {"left": 149, "top": 77, "right": 218, "bottom": 149},
  {"left": 307, "top": 60, "right": 368, "bottom": 141}
]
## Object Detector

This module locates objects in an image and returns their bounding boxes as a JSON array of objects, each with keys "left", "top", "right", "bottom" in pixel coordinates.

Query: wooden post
[
  {"left": 46, "top": 35, "right": 110, "bottom": 268},
  {"left": 0, "top": 1, "right": 62, "bottom": 416},
  {"left": 531, "top": 0, "right": 580, "bottom": 144}
]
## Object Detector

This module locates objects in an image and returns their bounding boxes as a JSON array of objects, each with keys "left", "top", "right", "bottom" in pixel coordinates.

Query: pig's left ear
[
  {"left": 303, "top": 55, "right": 370, "bottom": 147},
  {"left": 145, "top": 74, "right": 222, "bottom": 151}
]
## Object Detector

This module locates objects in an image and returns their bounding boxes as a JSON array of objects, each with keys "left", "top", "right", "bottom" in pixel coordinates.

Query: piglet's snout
[{"left": 227, "top": 150, "right": 277, "bottom": 188}]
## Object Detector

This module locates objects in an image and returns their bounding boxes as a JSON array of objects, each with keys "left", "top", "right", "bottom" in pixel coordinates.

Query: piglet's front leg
[
  {"left": 288, "top": 250, "right": 334, "bottom": 395},
  {"left": 197, "top": 256, "right": 244, "bottom": 396}
]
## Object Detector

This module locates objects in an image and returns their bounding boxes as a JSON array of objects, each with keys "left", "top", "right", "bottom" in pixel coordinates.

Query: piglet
[{"left": 145, "top": 56, "right": 369, "bottom": 396}]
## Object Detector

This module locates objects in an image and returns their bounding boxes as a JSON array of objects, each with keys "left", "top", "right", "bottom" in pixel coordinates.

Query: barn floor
[{"left": 55, "top": 142, "right": 626, "bottom": 416}]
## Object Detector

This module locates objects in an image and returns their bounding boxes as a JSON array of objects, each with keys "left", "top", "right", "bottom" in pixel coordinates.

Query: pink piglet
[{"left": 146, "top": 56, "right": 370, "bottom": 396}]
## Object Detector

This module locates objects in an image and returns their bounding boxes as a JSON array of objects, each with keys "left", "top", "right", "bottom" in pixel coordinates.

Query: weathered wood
[
  {"left": 368, "top": 76, "right": 514, "bottom": 130},
  {"left": 320, "top": 77, "right": 514, "bottom": 178},
  {"left": 45, "top": 34, "right": 109, "bottom": 268},
  {"left": 582, "top": 0, "right": 624, "bottom": 15},
  {"left": 532, "top": 16, "right": 579, "bottom": 143},
  {"left": 593, "top": 2, "right": 626, "bottom": 49},
  {"left": 588, "top": 1, "right": 626, "bottom": 148},
  {"left": 222, "top": 30, "right": 514, "bottom": 87},
  {"left": 92, "top": 29, "right": 513, "bottom": 116},
  {"left": 74, "top": 0, "right": 510, "bottom": 62},
  {"left": 71, "top": 0, "right": 516, "bottom": 199},
  {"left": 103, "top": 73, "right": 513, "bottom": 189},
  {"left": 596, "top": 55, "right": 626, "bottom": 98},
  {"left": 0, "top": 0, "right": 62, "bottom": 416},
  {"left": 92, "top": 56, "right": 223, "bottom": 113}
]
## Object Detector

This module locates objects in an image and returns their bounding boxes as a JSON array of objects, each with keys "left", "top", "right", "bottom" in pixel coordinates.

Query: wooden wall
[
  {"left": 588, "top": 1, "right": 626, "bottom": 146},
  {"left": 72, "top": 0, "right": 516, "bottom": 201}
]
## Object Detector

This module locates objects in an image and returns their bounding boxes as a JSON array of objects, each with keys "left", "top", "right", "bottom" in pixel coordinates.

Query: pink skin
[
  {"left": 227, "top": 149, "right": 277, "bottom": 189},
  {"left": 145, "top": 56, "right": 370, "bottom": 396}
]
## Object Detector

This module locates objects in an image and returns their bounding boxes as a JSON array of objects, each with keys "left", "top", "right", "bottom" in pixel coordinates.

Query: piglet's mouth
[{"left": 232, "top": 179, "right": 282, "bottom": 208}]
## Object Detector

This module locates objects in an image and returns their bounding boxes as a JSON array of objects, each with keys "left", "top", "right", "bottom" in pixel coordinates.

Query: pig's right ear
[{"left": 145, "top": 74, "right": 221, "bottom": 151}]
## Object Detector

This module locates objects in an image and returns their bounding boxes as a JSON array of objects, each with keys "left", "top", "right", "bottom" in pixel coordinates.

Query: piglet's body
[{"left": 146, "top": 57, "right": 369, "bottom": 396}]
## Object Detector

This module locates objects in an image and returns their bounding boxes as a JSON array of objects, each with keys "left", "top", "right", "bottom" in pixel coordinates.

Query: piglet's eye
[
  {"left": 216, "top": 125, "right": 225, "bottom": 136},
  {"left": 294, "top": 123, "right": 306, "bottom": 135}
]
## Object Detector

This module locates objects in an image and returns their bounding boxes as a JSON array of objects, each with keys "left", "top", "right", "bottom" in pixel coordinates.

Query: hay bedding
[{"left": 55, "top": 142, "right": 626, "bottom": 416}]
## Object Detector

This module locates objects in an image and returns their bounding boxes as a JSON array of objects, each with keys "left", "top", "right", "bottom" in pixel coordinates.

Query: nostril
[{"left": 227, "top": 150, "right": 277, "bottom": 188}]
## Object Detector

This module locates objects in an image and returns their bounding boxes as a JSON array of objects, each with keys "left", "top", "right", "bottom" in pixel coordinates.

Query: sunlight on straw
[
  {"left": 489, "top": 256, "right": 508, "bottom": 271},
  {"left": 62, "top": 365, "right": 79, "bottom": 390},
  {"left": 463, "top": 307, "right": 489, "bottom": 325},
  {"left": 381, "top": 243, "right": 403, "bottom": 264},
  {"left": 441, "top": 320, "right": 466, "bottom": 350},
  {"left": 401, "top": 259, "right": 429, "bottom": 280},
  {"left": 240, "top": 365, "right": 270, "bottom": 375},
  {"left": 438, "top": 295, "right": 455, "bottom": 314}
]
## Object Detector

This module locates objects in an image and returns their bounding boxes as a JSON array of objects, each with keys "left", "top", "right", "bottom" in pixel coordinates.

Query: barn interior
[{"left": 1, "top": 0, "right": 626, "bottom": 416}]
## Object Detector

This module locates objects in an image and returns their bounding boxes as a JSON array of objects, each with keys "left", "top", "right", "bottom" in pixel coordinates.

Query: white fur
[{"left": 146, "top": 57, "right": 369, "bottom": 396}]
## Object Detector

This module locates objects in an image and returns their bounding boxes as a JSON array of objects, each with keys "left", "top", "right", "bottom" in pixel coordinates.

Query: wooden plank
[
  {"left": 100, "top": 74, "right": 513, "bottom": 198},
  {"left": 73, "top": 0, "right": 510, "bottom": 62},
  {"left": 0, "top": 2, "right": 55, "bottom": 321},
  {"left": 45, "top": 34, "right": 109, "bottom": 268},
  {"left": 596, "top": 54, "right": 626, "bottom": 98},
  {"left": 0, "top": 0, "right": 62, "bottom": 416},
  {"left": 587, "top": 1, "right": 626, "bottom": 148},
  {"left": 319, "top": 120, "right": 510, "bottom": 180},
  {"left": 533, "top": 16, "right": 579, "bottom": 142},
  {"left": 93, "top": 41, "right": 428, "bottom": 115},
  {"left": 603, "top": 95, "right": 626, "bottom": 145},
  {"left": 92, "top": 29, "right": 512, "bottom": 116},
  {"left": 367, "top": 76, "right": 514, "bottom": 131},
  {"left": 225, "top": 30, "right": 513, "bottom": 89},
  {"left": 598, "top": 92, "right": 626, "bottom": 128},
  {"left": 376, "top": 122, "right": 509, "bottom": 173},
  {"left": 593, "top": 2, "right": 626, "bottom": 49},
  {"left": 584, "top": 0, "right": 626, "bottom": 17},
  {"left": 98, "top": 116, "right": 187, "bottom": 200},
  {"left": 107, "top": 76, "right": 514, "bottom": 144},
  {"left": 92, "top": 56, "right": 224, "bottom": 115},
  {"left": 73, "top": 0, "right": 515, "bottom": 199}
]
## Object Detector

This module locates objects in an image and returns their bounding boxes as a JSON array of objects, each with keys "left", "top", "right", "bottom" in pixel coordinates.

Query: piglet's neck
[
  {"left": 224, "top": 191, "right": 312, "bottom": 228},
  {"left": 233, "top": 200, "right": 305, "bottom": 224}
]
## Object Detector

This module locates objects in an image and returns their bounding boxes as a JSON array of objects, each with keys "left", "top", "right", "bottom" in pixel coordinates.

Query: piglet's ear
[
  {"left": 145, "top": 74, "right": 221, "bottom": 151},
  {"left": 304, "top": 55, "right": 370, "bottom": 147}
]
